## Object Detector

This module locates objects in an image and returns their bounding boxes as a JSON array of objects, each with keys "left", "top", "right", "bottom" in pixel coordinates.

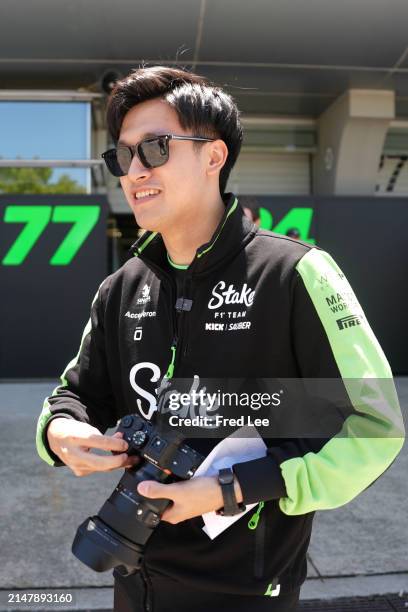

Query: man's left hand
[{"left": 137, "top": 475, "right": 243, "bottom": 524}]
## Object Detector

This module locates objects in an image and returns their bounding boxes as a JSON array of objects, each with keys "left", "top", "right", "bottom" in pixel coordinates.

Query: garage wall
[{"left": 227, "top": 151, "right": 311, "bottom": 195}]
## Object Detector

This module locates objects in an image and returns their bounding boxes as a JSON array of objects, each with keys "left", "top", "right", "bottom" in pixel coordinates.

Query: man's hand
[
  {"left": 137, "top": 475, "right": 243, "bottom": 524},
  {"left": 47, "top": 418, "right": 139, "bottom": 476}
]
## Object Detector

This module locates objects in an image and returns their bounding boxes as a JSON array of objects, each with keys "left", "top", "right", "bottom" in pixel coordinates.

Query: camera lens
[
  {"left": 72, "top": 413, "right": 204, "bottom": 574},
  {"left": 72, "top": 461, "right": 171, "bottom": 573}
]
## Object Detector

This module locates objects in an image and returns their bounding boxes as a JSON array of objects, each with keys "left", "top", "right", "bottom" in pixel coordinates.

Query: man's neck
[{"left": 162, "top": 193, "right": 226, "bottom": 267}]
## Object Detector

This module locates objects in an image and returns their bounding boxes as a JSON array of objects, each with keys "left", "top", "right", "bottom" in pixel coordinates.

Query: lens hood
[{"left": 72, "top": 516, "right": 143, "bottom": 574}]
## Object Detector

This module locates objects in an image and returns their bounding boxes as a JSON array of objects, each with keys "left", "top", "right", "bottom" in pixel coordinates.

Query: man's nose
[{"left": 127, "top": 152, "right": 152, "bottom": 181}]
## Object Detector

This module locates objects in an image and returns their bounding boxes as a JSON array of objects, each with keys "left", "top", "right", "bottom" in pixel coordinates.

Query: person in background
[
  {"left": 240, "top": 196, "right": 261, "bottom": 226},
  {"left": 286, "top": 228, "right": 300, "bottom": 240}
]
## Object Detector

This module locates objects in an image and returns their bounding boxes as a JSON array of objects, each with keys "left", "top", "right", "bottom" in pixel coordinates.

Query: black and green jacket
[{"left": 36, "top": 193, "right": 404, "bottom": 597}]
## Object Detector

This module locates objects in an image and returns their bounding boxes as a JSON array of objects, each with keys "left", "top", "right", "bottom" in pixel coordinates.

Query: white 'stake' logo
[
  {"left": 128, "top": 362, "right": 219, "bottom": 424},
  {"left": 208, "top": 281, "right": 255, "bottom": 310},
  {"left": 129, "top": 361, "right": 160, "bottom": 419}
]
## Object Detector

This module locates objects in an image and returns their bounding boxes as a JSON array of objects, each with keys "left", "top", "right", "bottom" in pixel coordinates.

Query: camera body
[
  {"left": 117, "top": 413, "right": 203, "bottom": 478},
  {"left": 72, "top": 412, "right": 204, "bottom": 575}
]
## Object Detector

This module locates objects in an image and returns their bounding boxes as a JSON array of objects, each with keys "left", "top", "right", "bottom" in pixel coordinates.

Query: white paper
[{"left": 192, "top": 426, "right": 267, "bottom": 539}]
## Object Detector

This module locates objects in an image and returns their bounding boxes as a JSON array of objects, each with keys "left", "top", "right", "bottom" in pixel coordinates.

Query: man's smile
[{"left": 132, "top": 188, "right": 162, "bottom": 203}]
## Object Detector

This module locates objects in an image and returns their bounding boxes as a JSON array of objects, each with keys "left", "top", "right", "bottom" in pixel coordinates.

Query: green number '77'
[{"left": 2, "top": 205, "right": 100, "bottom": 265}]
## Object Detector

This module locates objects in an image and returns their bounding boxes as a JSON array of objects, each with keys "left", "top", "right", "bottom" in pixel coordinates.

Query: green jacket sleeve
[{"left": 270, "top": 248, "right": 405, "bottom": 516}]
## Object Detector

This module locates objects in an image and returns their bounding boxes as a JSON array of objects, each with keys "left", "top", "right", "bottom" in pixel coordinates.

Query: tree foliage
[{"left": 0, "top": 166, "right": 86, "bottom": 194}]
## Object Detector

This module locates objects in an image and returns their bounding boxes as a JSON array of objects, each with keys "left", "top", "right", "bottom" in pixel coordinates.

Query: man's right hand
[{"left": 47, "top": 418, "right": 139, "bottom": 477}]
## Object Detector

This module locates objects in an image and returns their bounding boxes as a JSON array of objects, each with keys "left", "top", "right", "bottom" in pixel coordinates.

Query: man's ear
[{"left": 206, "top": 139, "right": 229, "bottom": 177}]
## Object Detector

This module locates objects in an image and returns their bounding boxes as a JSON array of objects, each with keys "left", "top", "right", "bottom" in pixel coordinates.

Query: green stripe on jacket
[{"left": 278, "top": 249, "right": 405, "bottom": 515}]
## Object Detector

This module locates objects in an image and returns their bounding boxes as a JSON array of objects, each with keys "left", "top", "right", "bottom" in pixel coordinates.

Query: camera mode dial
[{"left": 132, "top": 431, "right": 147, "bottom": 447}]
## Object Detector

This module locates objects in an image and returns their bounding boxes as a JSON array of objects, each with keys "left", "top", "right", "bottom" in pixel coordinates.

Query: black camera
[{"left": 71, "top": 413, "right": 204, "bottom": 575}]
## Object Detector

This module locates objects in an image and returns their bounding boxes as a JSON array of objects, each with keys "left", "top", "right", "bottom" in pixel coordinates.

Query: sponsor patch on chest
[
  {"left": 208, "top": 281, "right": 255, "bottom": 309},
  {"left": 205, "top": 281, "right": 255, "bottom": 332}
]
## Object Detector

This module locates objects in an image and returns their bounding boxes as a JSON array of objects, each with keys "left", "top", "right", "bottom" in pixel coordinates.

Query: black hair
[
  {"left": 106, "top": 66, "right": 243, "bottom": 194},
  {"left": 286, "top": 228, "right": 300, "bottom": 239},
  {"left": 239, "top": 196, "right": 260, "bottom": 222}
]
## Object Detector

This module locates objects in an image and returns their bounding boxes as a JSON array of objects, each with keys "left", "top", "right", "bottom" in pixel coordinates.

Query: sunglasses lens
[
  {"left": 102, "top": 149, "right": 127, "bottom": 177},
  {"left": 116, "top": 147, "right": 133, "bottom": 175},
  {"left": 139, "top": 138, "right": 168, "bottom": 168},
  {"left": 102, "top": 137, "right": 169, "bottom": 176}
]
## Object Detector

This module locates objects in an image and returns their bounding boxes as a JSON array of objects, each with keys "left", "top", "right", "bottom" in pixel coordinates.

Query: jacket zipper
[
  {"left": 165, "top": 275, "right": 192, "bottom": 378},
  {"left": 248, "top": 501, "right": 264, "bottom": 529},
  {"left": 164, "top": 274, "right": 180, "bottom": 380},
  {"left": 165, "top": 340, "right": 177, "bottom": 379},
  {"left": 248, "top": 501, "right": 266, "bottom": 579},
  {"left": 140, "top": 561, "right": 153, "bottom": 612},
  {"left": 181, "top": 276, "right": 192, "bottom": 358}
]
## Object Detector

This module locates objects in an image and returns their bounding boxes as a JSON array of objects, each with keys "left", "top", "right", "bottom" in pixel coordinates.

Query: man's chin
[{"left": 132, "top": 210, "right": 163, "bottom": 234}]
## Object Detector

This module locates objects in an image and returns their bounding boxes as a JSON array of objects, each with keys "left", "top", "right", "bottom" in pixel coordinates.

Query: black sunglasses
[{"left": 101, "top": 134, "right": 215, "bottom": 177}]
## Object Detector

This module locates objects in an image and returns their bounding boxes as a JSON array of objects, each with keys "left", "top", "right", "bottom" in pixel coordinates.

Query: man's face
[{"left": 119, "top": 98, "right": 210, "bottom": 233}]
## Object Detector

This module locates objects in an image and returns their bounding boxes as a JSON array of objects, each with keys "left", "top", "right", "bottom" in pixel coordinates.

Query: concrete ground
[{"left": 0, "top": 379, "right": 407, "bottom": 611}]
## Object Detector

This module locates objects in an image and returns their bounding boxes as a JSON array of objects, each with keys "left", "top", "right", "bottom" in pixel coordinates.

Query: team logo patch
[
  {"left": 208, "top": 281, "right": 255, "bottom": 309},
  {"left": 205, "top": 281, "right": 254, "bottom": 332},
  {"left": 137, "top": 284, "right": 151, "bottom": 305}
]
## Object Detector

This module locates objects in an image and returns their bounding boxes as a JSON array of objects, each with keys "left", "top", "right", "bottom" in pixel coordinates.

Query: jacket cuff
[
  {"left": 36, "top": 407, "right": 74, "bottom": 466},
  {"left": 232, "top": 455, "right": 287, "bottom": 504}
]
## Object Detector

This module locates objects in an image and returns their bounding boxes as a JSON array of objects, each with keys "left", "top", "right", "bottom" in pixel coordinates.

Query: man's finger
[
  {"left": 137, "top": 480, "right": 173, "bottom": 499},
  {"left": 74, "top": 450, "right": 130, "bottom": 471},
  {"left": 73, "top": 433, "right": 128, "bottom": 453},
  {"left": 123, "top": 456, "right": 140, "bottom": 469},
  {"left": 160, "top": 507, "right": 180, "bottom": 524}
]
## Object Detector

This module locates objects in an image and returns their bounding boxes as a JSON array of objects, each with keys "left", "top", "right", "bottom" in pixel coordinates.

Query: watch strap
[{"left": 217, "top": 468, "right": 246, "bottom": 516}]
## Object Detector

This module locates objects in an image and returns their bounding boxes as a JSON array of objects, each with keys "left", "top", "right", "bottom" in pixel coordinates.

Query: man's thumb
[{"left": 137, "top": 480, "right": 169, "bottom": 499}]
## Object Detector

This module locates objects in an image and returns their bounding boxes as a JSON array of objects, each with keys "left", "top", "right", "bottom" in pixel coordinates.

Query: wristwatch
[{"left": 216, "top": 468, "right": 246, "bottom": 516}]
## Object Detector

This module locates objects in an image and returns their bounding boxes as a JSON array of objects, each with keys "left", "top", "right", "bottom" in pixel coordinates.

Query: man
[{"left": 36, "top": 67, "right": 404, "bottom": 612}]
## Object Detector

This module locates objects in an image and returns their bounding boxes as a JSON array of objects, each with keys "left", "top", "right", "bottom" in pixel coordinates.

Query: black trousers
[{"left": 114, "top": 570, "right": 301, "bottom": 612}]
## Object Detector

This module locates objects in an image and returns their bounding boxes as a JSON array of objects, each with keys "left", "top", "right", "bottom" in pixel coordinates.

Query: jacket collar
[{"left": 130, "top": 193, "right": 256, "bottom": 277}]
